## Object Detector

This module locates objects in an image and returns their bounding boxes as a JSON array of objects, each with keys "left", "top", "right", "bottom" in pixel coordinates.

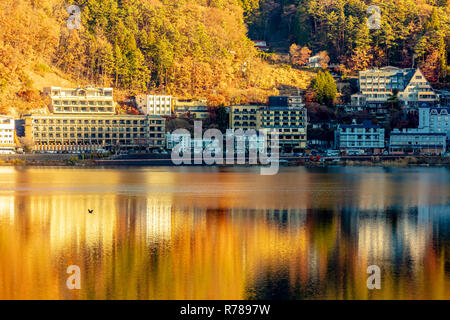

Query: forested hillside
[
  {"left": 0, "top": 0, "right": 449, "bottom": 116},
  {"left": 243, "top": 0, "right": 450, "bottom": 82},
  {"left": 0, "top": 0, "right": 312, "bottom": 115}
]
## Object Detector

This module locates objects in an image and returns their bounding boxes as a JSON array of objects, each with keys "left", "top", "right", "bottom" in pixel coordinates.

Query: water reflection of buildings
[{"left": 0, "top": 167, "right": 449, "bottom": 299}]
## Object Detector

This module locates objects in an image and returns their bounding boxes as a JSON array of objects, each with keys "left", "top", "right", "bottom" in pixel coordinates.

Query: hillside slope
[{"left": 0, "top": 0, "right": 313, "bottom": 115}]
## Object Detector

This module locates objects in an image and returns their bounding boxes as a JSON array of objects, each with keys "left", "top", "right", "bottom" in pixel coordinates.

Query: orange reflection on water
[{"left": 0, "top": 167, "right": 449, "bottom": 299}]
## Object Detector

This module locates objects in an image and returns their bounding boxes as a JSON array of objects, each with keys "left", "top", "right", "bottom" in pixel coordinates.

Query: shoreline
[{"left": 1, "top": 153, "right": 449, "bottom": 168}]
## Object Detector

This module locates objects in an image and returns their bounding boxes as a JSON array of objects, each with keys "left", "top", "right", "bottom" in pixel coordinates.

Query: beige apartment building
[
  {"left": 258, "top": 106, "right": 307, "bottom": 151},
  {"left": 229, "top": 105, "right": 263, "bottom": 131},
  {"left": 229, "top": 103, "right": 307, "bottom": 152},
  {"left": 24, "top": 114, "right": 165, "bottom": 152}
]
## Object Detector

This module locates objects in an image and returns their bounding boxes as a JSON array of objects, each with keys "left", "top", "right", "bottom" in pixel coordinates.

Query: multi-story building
[
  {"left": 24, "top": 114, "right": 165, "bottom": 152},
  {"left": 418, "top": 106, "right": 450, "bottom": 140},
  {"left": 229, "top": 105, "right": 262, "bottom": 131},
  {"left": 389, "top": 129, "right": 446, "bottom": 155},
  {"left": 351, "top": 67, "right": 437, "bottom": 109},
  {"left": 43, "top": 86, "right": 115, "bottom": 114},
  {"left": 258, "top": 106, "right": 307, "bottom": 152},
  {"left": 135, "top": 95, "right": 172, "bottom": 116},
  {"left": 0, "top": 115, "right": 15, "bottom": 154},
  {"left": 24, "top": 86, "right": 166, "bottom": 152},
  {"left": 335, "top": 120, "right": 385, "bottom": 154}
]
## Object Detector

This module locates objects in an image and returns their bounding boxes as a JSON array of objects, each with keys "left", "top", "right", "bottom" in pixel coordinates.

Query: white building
[
  {"left": 166, "top": 133, "right": 221, "bottom": 153},
  {"left": 419, "top": 107, "right": 450, "bottom": 140},
  {"left": 0, "top": 116, "right": 15, "bottom": 154},
  {"left": 225, "top": 130, "right": 266, "bottom": 154},
  {"left": 335, "top": 120, "right": 385, "bottom": 153},
  {"left": 308, "top": 55, "right": 322, "bottom": 68},
  {"left": 351, "top": 67, "right": 438, "bottom": 109},
  {"left": 389, "top": 129, "right": 446, "bottom": 155},
  {"left": 136, "top": 95, "right": 172, "bottom": 116},
  {"left": 43, "top": 86, "right": 115, "bottom": 114}
]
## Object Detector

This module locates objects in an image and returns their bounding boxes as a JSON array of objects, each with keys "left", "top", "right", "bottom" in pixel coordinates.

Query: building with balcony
[
  {"left": 335, "top": 120, "right": 385, "bottom": 153},
  {"left": 24, "top": 114, "right": 165, "bottom": 152},
  {"left": 135, "top": 95, "right": 172, "bottom": 116},
  {"left": 44, "top": 86, "right": 115, "bottom": 114},
  {"left": 229, "top": 105, "right": 262, "bottom": 131},
  {"left": 389, "top": 129, "right": 446, "bottom": 155},
  {"left": 351, "top": 67, "right": 437, "bottom": 109},
  {"left": 0, "top": 115, "right": 15, "bottom": 154},
  {"left": 174, "top": 99, "right": 209, "bottom": 119},
  {"left": 418, "top": 106, "right": 450, "bottom": 140},
  {"left": 258, "top": 106, "right": 307, "bottom": 152}
]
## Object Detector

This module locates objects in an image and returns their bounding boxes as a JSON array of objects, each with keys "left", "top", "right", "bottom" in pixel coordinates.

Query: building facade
[
  {"left": 135, "top": 95, "right": 172, "bottom": 116},
  {"left": 24, "top": 114, "right": 165, "bottom": 152},
  {"left": 229, "top": 105, "right": 262, "bottom": 131},
  {"left": 166, "top": 133, "right": 221, "bottom": 153},
  {"left": 0, "top": 116, "right": 15, "bottom": 154},
  {"left": 352, "top": 67, "right": 438, "bottom": 109},
  {"left": 389, "top": 129, "right": 446, "bottom": 155},
  {"left": 174, "top": 99, "right": 209, "bottom": 119},
  {"left": 258, "top": 106, "right": 307, "bottom": 151},
  {"left": 335, "top": 120, "right": 385, "bottom": 153},
  {"left": 419, "top": 107, "right": 450, "bottom": 140},
  {"left": 44, "top": 86, "right": 115, "bottom": 114},
  {"left": 25, "top": 86, "right": 166, "bottom": 152}
]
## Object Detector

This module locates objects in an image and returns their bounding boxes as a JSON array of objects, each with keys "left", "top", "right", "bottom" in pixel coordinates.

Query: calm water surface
[{"left": 0, "top": 166, "right": 449, "bottom": 299}]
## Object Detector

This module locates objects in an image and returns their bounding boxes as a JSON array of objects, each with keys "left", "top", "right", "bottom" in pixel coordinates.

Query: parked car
[{"left": 326, "top": 150, "right": 340, "bottom": 157}]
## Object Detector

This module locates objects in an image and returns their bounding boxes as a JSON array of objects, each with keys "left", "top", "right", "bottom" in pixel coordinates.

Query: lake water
[{"left": 0, "top": 166, "right": 449, "bottom": 299}]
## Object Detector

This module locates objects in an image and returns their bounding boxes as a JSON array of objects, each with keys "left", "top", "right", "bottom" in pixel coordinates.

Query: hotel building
[
  {"left": 24, "top": 86, "right": 165, "bottom": 152},
  {"left": 0, "top": 115, "right": 15, "bottom": 154},
  {"left": 24, "top": 114, "right": 165, "bottom": 152},
  {"left": 335, "top": 120, "right": 385, "bottom": 153},
  {"left": 351, "top": 67, "right": 438, "bottom": 109},
  {"left": 229, "top": 97, "right": 308, "bottom": 152},
  {"left": 258, "top": 106, "right": 307, "bottom": 151},
  {"left": 135, "top": 95, "right": 172, "bottom": 116}
]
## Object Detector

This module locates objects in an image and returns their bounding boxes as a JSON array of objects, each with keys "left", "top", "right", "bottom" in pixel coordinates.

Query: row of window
[
  {"left": 32, "top": 119, "right": 161, "bottom": 125},
  {"left": 34, "top": 133, "right": 163, "bottom": 139},
  {"left": 341, "top": 143, "right": 384, "bottom": 147},
  {"left": 33, "top": 126, "right": 150, "bottom": 132},
  {"left": 341, "top": 128, "right": 382, "bottom": 133},
  {"left": 53, "top": 100, "right": 113, "bottom": 106}
]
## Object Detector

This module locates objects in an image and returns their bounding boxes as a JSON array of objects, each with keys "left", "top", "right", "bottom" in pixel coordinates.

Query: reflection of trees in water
[{"left": 0, "top": 191, "right": 449, "bottom": 299}]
